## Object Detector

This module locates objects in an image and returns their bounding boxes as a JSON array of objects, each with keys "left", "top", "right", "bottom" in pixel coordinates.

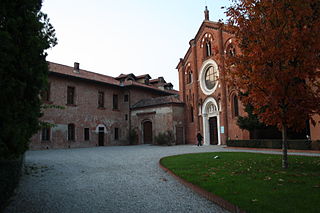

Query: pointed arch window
[
  {"left": 233, "top": 95, "right": 239, "bottom": 117},
  {"left": 227, "top": 44, "right": 236, "bottom": 57},
  {"left": 205, "top": 41, "right": 212, "bottom": 57},
  {"left": 201, "top": 33, "right": 213, "bottom": 59},
  {"left": 187, "top": 70, "right": 193, "bottom": 84}
]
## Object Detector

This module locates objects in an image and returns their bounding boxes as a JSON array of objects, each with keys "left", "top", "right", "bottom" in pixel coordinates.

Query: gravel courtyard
[
  {"left": 6, "top": 145, "right": 319, "bottom": 213},
  {"left": 5, "top": 145, "right": 231, "bottom": 213}
]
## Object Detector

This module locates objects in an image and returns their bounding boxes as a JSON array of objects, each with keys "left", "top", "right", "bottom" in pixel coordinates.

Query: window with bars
[{"left": 41, "top": 128, "right": 50, "bottom": 141}]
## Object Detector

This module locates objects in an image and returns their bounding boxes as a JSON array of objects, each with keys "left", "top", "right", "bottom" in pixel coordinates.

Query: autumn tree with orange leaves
[{"left": 225, "top": 0, "right": 320, "bottom": 168}]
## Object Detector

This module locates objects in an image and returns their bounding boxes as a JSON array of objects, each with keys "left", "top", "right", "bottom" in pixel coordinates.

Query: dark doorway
[
  {"left": 98, "top": 127, "right": 104, "bottom": 146},
  {"left": 176, "top": 127, "right": 184, "bottom": 145},
  {"left": 143, "top": 121, "right": 152, "bottom": 144},
  {"left": 209, "top": 117, "right": 218, "bottom": 145}
]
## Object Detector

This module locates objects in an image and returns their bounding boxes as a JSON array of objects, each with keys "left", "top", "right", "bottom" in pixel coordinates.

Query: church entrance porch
[{"left": 202, "top": 97, "right": 221, "bottom": 145}]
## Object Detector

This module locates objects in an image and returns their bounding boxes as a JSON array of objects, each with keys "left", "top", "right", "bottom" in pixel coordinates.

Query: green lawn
[{"left": 160, "top": 152, "right": 320, "bottom": 213}]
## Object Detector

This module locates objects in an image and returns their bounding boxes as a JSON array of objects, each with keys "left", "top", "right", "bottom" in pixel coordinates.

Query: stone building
[
  {"left": 30, "top": 62, "right": 184, "bottom": 149},
  {"left": 177, "top": 7, "right": 320, "bottom": 145}
]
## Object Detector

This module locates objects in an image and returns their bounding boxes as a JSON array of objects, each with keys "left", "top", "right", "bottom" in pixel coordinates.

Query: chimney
[
  {"left": 204, "top": 6, "right": 209, "bottom": 21},
  {"left": 74, "top": 62, "right": 80, "bottom": 73}
]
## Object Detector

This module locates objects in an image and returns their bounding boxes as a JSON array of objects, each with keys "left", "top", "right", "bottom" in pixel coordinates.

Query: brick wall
[{"left": 31, "top": 73, "right": 176, "bottom": 150}]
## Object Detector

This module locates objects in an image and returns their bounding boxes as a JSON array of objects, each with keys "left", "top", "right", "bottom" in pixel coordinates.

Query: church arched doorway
[
  {"left": 143, "top": 121, "right": 153, "bottom": 144},
  {"left": 202, "top": 98, "right": 221, "bottom": 145},
  {"left": 209, "top": 117, "right": 218, "bottom": 145}
]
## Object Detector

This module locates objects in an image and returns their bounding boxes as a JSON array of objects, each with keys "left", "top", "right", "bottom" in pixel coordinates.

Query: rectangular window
[
  {"left": 98, "top": 91, "right": 104, "bottom": 108},
  {"left": 84, "top": 128, "right": 89, "bottom": 141},
  {"left": 68, "top": 124, "right": 75, "bottom": 141},
  {"left": 42, "top": 83, "right": 51, "bottom": 102},
  {"left": 67, "top": 86, "right": 75, "bottom": 105},
  {"left": 124, "top": 94, "right": 129, "bottom": 102},
  {"left": 125, "top": 114, "right": 128, "bottom": 121},
  {"left": 114, "top": 128, "right": 119, "bottom": 140},
  {"left": 113, "top": 94, "right": 118, "bottom": 110},
  {"left": 41, "top": 127, "right": 50, "bottom": 141}
]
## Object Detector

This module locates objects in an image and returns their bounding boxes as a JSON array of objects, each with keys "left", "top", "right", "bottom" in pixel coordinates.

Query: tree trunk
[{"left": 282, "top": 124, "right": 288, "bottom": 169}]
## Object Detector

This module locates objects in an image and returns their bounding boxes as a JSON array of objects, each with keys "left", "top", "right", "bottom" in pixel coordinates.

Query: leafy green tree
[
  {"left": 0, "top": 0, "right": 57, "bottom": 159},
  {"left": 237, "top": 104, "right": 265, "bottom": 133}
]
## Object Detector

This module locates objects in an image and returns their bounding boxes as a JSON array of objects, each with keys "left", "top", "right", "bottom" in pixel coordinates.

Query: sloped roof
[
  {"left": 49, "top": 62, "right": 120, "bottom": 86},
  {"left": 176, "top": 20, "right": 234, "bottom": 69},
  {"left": 131, "top": 95, "right": 183, "bottom": 109},
  {"left": 115, "top": 73, "right": 137, "bottom": 80},
  {"left": 150, "top": 77, "right": 166, "bottom": 84},
  {"left": 136, "top": 74, "right": 151, "bottom": 79},
  {"left": 48, "top": 62, "right": 178, "bottom": 95},
  {"left": 123, "top": 80, "right": 178, "bottom": 95}
]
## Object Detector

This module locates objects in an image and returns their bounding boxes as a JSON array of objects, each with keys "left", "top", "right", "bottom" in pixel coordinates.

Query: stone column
[{"left": 202, "top": 113, "right": 209, "bottom": 145}]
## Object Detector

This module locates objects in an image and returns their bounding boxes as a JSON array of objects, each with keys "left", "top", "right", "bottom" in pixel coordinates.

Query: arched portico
[{"left": 201, "top": 97, "right": 221, "bottom": 145}]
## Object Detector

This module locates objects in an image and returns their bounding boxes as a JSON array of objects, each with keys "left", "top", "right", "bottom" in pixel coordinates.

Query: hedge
[
  {"left": 0, "top": 155, "right": 24, "bottom": 211},
  {"left": 227, "top": 140, "right": 313, "bottom": 150}
]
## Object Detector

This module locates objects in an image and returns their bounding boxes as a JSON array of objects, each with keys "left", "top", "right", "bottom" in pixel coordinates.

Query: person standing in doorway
[{"left": 196, "top": 132, "right": 203, "bottom": 146}]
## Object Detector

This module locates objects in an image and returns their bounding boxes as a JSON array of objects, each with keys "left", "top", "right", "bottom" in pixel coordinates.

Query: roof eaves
[{"left": 49, "top": 71, "right": 121, "bottom": 88}]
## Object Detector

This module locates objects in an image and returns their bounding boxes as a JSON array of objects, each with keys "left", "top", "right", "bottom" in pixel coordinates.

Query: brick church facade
[{"left": 177, "top": 7, "right": 320, "bottom": 145}]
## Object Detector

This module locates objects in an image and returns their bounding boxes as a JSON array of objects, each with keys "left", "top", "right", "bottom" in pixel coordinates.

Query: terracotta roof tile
[
  {"left": 136, "top": 74, "right": 151, "bottom": 79},
  {"left": 123, "top": 81, "right": 178, "bottom": 95},
  {"left": 49, "top": 62, "right": 120, "bottom": 86},
  {"left": 48, "top": 61, "right": 178, "bottom": 94},
  {"left": 131, "top": 95, "right": 183, "bottom": 109}
]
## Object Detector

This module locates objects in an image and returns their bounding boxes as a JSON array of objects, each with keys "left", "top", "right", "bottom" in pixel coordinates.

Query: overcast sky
[{"left": 42, "top": 0, "right": 232, "bottom": 89}]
